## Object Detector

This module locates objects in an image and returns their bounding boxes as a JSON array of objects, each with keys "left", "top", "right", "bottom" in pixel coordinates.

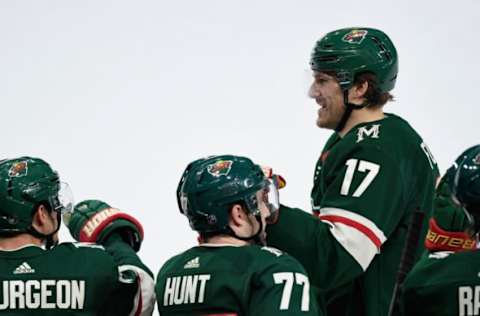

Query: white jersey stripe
[
  {"left": 119, "top": 265, "right": 156, "bottom": 316},
  {"left": 319, "top": 207, "right": 387, "bottom": 244},
  {"left": 321, "top": 219, "right": 379, "bottom": 270},
  {"left": 318, "top": 207, "right": 388, "bottom": 271}
]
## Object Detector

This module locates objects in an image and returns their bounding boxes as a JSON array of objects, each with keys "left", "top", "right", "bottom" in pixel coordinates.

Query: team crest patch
[
  {"left": 207, "top": 160, "right": 233, "bottom": 177},
  {"left": 8, "top": 161, "right": 28, "bottom": 177},
  {"left": 342, "top": 29, "right": 368, "bottom": 44}
]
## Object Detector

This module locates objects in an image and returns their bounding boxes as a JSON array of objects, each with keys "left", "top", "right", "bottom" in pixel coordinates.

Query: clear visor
[
  {"left": 55, "top": 182, "right": 74, "bottom": 214},
  {"left": 262, "top": 179, "right": 280, "bottom": 221}
]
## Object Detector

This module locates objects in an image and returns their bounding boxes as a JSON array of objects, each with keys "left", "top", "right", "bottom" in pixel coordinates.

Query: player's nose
[{"left": 308, "top": 83, "right": 320, "bottom": 99}]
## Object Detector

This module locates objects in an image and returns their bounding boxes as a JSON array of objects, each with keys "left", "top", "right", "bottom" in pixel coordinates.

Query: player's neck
[
  {"left": 202, "top": 235, "right": 250, "bottom": 246},
  {"left": 338, "top": 106, "right": 385, "bottom": 137},
  {"left": 0, "top": 233, "right": 44, "bottom": 250}
]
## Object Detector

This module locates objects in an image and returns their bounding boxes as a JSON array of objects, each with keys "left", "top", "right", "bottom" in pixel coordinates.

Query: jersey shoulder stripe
[{"left": 318, "top": 207, "right": 387, "bottom": 270}]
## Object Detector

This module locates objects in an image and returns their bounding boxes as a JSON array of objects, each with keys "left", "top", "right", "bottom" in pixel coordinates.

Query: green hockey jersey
[
  {"left": 266, "top": 113, "right": 439, "bottom": 316},
  {"left": 0, "top": 235, "right": 155, "bottom": 316},
  {"left": 156, "top": 244, "right": 324, "bottom": 316},
  {"left": 401, "top": 250, "right": 480, "bottom": 316}
]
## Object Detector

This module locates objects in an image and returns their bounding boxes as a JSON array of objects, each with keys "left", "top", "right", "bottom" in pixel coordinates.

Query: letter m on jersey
[{"left": 356, "top": 124, "right": 380, "bottom": 143}]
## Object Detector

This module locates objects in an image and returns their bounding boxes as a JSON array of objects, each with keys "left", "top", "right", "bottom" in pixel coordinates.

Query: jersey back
[
  {"left": 0, "top": 242, "right": 137, "bottom": 315},
  {"left": 156, "top": 244, "right": 322, "bottom": 316},
  {"left": 402, "top": 250, "right": 480, "bottom": 316}
]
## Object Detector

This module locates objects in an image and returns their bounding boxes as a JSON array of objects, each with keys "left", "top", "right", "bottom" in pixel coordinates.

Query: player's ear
[
  {"left": 31, "top": 204, "right": 52, "bottom": 234},
  {"left": 229, "top": 204, "right": 248, "bottom": 228},
  {"left": 351, "top": 80, "right": 369, "bottom": 99}
]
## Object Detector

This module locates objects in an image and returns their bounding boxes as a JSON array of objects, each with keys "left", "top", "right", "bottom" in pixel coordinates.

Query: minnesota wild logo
[
  {"left": 342, "top": 29, "right": 368, "bottom": 44},
  {"left": 207, "top": 160, "right": 233, "bottom": 177},
  {"left": 8, "top": 161, "right": 28, "bottom": 177}
]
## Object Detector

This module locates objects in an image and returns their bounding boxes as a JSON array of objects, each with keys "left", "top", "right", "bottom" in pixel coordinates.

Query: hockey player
[
  {"left": 0, "top": 157, "right": 155, "bottom": 315},
  {"left": 265, "top": 27, "right": 440, "bottom": 316},
  {"left": 400, "top": 145, "right": 480, "bottom": 316},
  {"left": 424, "top": 152, "right": 476, "bottom": 254},
  {"left": 156, "top": 155, "right": 323, "bottom": 316}
]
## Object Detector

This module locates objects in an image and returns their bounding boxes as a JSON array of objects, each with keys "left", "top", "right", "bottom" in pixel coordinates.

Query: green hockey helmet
[
  {"left": 0, "top": 157, "right": 73, "bottom": 234},
  {"left": 450, "top": 145, "right": 480, "bottom": 207},
  {"left": 177, "top": 155, "right": 278, "bottom": 234},
  {"left": 310, "top": 27, "right": 398, "bottom": 92}
]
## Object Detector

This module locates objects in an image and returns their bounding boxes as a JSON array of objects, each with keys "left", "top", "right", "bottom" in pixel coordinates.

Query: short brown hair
[{"left": 354, "top": 72, "right": 394, "bottom": 107}]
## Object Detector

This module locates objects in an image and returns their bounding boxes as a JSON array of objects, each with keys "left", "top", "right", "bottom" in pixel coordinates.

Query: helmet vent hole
[
  {"left": 383, "top": 51, "right": 392, "bottom": 61},
  {"left": 7, "top": 180, "right": 13, "bottom": 197},
  {"left": 318, "top": 55, "right": 339, "bottom": 62},
  {"left": 371, "top": 36, "right": 391, "bottom": 61}
]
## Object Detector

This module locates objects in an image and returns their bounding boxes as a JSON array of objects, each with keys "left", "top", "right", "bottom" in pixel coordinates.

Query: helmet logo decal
[
  {"left": 8, "top": 161, "right": 28, "bottom": 178},
  {"left": 342, "top": 29, "right": 368, "bottom": 44},
  {"left": 207, "top": 160, "right": 233, "bottom": 177}
]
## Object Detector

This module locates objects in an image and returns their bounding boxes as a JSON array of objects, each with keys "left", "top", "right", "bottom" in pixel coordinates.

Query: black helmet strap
[
  {"left": 27, "top": 206, "right": 61, "bottom": 250},
  {"left": 229, "top": 213, "right": 265, "bottom": 246},
  {"left": 335, "top": 89, "right": 369, "bottom": 132}
]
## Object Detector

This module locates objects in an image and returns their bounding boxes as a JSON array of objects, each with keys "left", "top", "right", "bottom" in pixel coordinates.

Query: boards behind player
[{"left": 156, "top": 155, "right": 323, "bottom": 316}]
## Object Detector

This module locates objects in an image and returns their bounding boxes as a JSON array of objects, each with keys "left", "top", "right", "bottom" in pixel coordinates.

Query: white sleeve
[{"left": 119, "top": 264, "right": 156, "bottom": 316}]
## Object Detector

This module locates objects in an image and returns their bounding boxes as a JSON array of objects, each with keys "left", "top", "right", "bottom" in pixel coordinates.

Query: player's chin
[{"left": 316, "top": 116, "right": 330, "bottom": 129}]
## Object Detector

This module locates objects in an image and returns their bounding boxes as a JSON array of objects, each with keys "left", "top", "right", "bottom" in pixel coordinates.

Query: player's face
[{"left": 309, "top": 72, "right": 345, "bottom": 129}]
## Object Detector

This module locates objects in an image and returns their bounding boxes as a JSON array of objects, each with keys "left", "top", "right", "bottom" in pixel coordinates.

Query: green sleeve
[
  {"left": 250, "top": 253, "right": 324, "bottom": 316},
  {"left": 103, "top": 233, "right": 156, "bottom": 315},
  {"left": 103, "top": 233, "right": 153, "bottom": 278},
  {"left": 266, "top": 206, "right": 363, "bottom": 291}
]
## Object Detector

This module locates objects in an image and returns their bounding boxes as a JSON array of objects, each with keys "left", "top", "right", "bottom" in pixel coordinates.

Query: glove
[
  {"left": 424, "top": 174, "right": 476, "bottom": 252},
  {"left": 64, "top": 199, "right": 144, "bottom": 252},
  {"left": 261, "top": 166, "right": 286, "bottom": 189}
]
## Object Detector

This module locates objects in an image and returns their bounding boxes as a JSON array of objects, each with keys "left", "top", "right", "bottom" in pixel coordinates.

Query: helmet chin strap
[
  {"left": 334, "top": 89, "right": 369, "bottom": 132},
  {"left": 229, "top": 213, "right": 265, "bottom": 246},
  {"left": 27, "top": 212, "right": 61, "bottom": 250}
]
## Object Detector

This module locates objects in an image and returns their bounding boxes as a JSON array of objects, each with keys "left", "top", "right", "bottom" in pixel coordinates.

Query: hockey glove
[
  {"left": 424, "top": 172, "right": 476, "bottom": 252},
  {"left": 64, "top": 199, "right": 144, "bottom": 252}
]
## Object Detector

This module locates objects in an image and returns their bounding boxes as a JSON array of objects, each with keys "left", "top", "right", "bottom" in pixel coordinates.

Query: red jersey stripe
[{"left": 319, "top": 214, "right": 383, "bottom": 249}]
